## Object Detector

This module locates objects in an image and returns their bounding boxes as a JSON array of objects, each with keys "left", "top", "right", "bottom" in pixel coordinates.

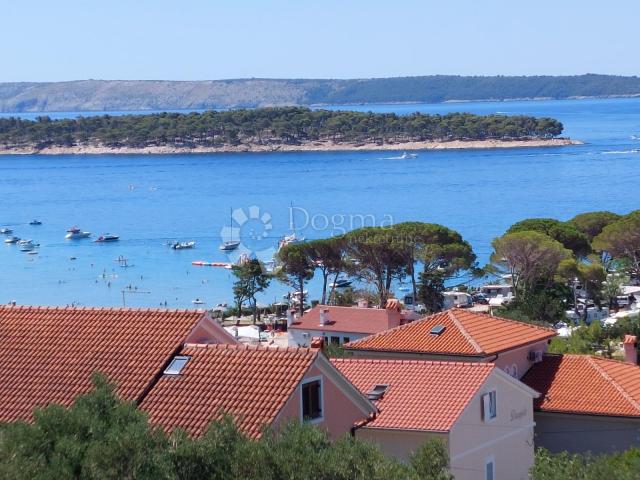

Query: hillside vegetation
[
  {"left": 1, "top": 74, "right": 639, "bottom": 112},
  {"left": 0, "top": 107, "right": 563, "bottom": 150}
]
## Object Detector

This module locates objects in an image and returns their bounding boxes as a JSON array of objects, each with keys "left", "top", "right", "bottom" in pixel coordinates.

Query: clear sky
[{"left": 2, "top": 0, "right": 638, "bottom": 82}]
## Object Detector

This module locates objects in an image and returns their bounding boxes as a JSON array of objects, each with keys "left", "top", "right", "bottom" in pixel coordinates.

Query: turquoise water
[{"left": 1, "top": 97, "right": 640, "bottom": 308}]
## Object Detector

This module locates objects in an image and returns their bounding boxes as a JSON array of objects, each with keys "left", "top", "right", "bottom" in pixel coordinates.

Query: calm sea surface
[{"left": 1, "top": 98, "right": 639, "bottom": 308}]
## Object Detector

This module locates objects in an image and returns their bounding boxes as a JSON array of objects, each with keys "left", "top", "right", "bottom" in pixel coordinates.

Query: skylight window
[
  {"left": 164, "top": 355, "right": 190, "bottom": 375},
  {"left": 366, "top": 384, "right": 389, "bottom": 400},
  {"left": 429, "top": 324, "right": 446, "bottom": 336}
]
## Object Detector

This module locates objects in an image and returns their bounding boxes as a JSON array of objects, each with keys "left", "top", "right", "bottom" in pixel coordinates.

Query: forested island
[
  {"left": 0, "top": 107, "right": 576, "bottom": 154},
  {"left": 1, "top": 75, "right": 639, "bottom": 112}
]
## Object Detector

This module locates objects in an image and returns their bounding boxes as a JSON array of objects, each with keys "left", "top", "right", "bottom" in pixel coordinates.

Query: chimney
[
  {"left": 319, "top": 308, "right": 330, "bottom": 326},
  {"left": 623, "top": 335, "right": 638, "bottom": 365},
  {"left": 286, "top": 309, "right": 295, "bottom": 328},
  {"left": 385, "top": 298, "right": 402, "bottom": 328}
]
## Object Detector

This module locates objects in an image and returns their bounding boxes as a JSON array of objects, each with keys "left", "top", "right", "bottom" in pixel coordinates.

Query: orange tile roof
[
  {"left": 344, "top": 308, "right": 556, "bottom": 356},
  {"left": 0, "top": 305, "right": 205, "bottom": 422},
  {"left": 332, "top": 358, "right": 494, "bottom": 431},
  {"left": 288, "top": 305, "right": 404, "bottom": 335},
  {"left": 522, "top": 354, "right": 640, "bottom": 417},
  {"left": 141, "top": 344, "right": 318, "bottom": 438}
]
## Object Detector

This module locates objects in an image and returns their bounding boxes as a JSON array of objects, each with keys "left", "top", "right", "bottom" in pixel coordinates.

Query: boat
[
  {"left": 171, "top": 241, "right": 195, "bottom": 250},
  {"left": 277, "top": 202, "right": 306, "bottom": 251},
  {"left": 0, "top": 228, "right": 13, "bottom": 234},
  {"left": 95, "top": 234, "right": 120, "bottom": 243},
  {"left": 4, "top": 236, "right": 20, "bottom": 244},
  {"left": 219, "top": 240, "right": 241, "bottom": 251},
  {"left": 65, "top": 226, "right": 91, "bottom": 239},
  {"left": 331, "top": 278, "right": 352, "bottom": 289},
  {"left": 29, "top": 220, "right": 42, "bottom": 225},
  {"left": 399, "top": 152, "right": 418, "bottom": 159},
  {"left": 19, "top": 240, "right": 38, "bottom": 252},
  {"left": 219, "top": 207, "right": 241, "bottom": 251},
  {"left": 192, "top": 298, "right": 205, "bottom": 305}
]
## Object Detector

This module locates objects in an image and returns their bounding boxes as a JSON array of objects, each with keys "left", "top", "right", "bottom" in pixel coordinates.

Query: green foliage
[
  {"left": 507, "top": 218, "right": 590, "bottom": 257},
  {"left": 409, "top": 438, "right": 454, "bottom": 480},
  {"left": 0, "top": 375, "right": 457, "bottom": 479},
  {"left": 531, "top": 447, "right": 640, "bottom": 480},
  {"left": 231, "top": 259, "right": 271, "bottom": 323},
  {"left": 569, "top": 211, "right": 620, "bottom": 241},
  {"left": 0, "top": 107, "right": 564, "bottom": 150},
  {"left": 593, "top": 212, "right": 640, "bottom": 278},
  {"left": 0, "top": 373, "right": 171, "bottom": 480},
  {"left": 276, "top": 242, "right": 315, "bottom": 315},
  {"left": 417, "top": 271, "right": 445, "bottom": 314}
]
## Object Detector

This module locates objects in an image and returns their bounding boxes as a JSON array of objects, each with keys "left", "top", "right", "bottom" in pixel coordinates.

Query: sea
[{"left": 1, "top": 97, "right": 639, "bottom": 308}]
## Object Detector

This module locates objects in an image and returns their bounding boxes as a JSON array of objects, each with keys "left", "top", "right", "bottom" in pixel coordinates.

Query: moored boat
[
  {"left": 219, "top": 240, "right": 241, "bottom": 251},
  {"left": 29, "top": 220, "right": 42, "bottom": 225},
  {"left": 4, "top": 236, "right": 20, "bottom": 244},
  {"left": 65, "top": 226, "right": 91, "bottom": 239},
  {"left": 0, "top": 228, "right": 13, "bottom": 234},
  {"left": 171, "top": 241, "right": 195, "bottom": 250},
  {"left": 95, "top": 234, "right": 120, "bottom": 243}
]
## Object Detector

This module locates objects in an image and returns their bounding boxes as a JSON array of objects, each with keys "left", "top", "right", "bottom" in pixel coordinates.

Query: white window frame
[
  {"left": 485, "top": 456, "right": 495, "bottom": 480},
  {"left": 300, "top": 375, "right": 324, "bottom": 424}
]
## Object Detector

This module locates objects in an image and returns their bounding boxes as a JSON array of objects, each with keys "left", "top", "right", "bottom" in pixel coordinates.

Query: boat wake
[{"left": 601, "top": 149, "right": 640, "bottom": 155}]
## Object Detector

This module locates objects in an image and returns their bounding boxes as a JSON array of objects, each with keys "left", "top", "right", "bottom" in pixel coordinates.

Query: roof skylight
[
  {"left": 429, "top": 324, "right": 446, "bottom": 336},
  {"left": 164, "top": 355, "right": 190, "bottom": 375}
]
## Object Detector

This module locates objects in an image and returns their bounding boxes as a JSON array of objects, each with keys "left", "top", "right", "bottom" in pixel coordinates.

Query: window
[
  {"left": 164, "top": 355, "right": 190, "bottom": 375},
  {"left": 511, "top": 364, "right": 518, "bottom": 378},
  {"left": 330, "top": 336, "right": 340, "bottom": 345},
  {"left": 482, "top": 391, "right": 497, "bottom": 421},
  {"left": 301, "top": 379, "right": 322, "bottom": 421},
  {"left": 343, "top": 336, "right": 350, "bottom": 344},
  {"left": 485, "top": 458, "right": 495, "bottom": 480}
]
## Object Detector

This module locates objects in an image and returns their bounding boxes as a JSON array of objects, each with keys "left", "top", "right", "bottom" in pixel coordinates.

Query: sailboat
[
  {"left": 278, "top": 202, "right": 305, "bottom": 251},
  {"left": 219, "top": 207, "right": 241, "bottom": 251}
]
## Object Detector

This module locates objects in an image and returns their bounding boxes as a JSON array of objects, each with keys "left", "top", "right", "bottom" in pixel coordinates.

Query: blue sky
[{"left": 2, "top": 0, "right": 638, "bottom": 81}]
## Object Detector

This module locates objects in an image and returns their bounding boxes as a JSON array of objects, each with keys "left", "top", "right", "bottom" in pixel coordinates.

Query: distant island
[
  {"left": 0, "top": 107, "right": 578, "bottom": 154},
  {"left": 0, "top": 74, "right": 639, "bottom": 113}
]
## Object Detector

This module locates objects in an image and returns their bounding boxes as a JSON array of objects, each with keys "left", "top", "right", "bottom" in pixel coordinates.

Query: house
[
  {"left": 344, "top": 308, "right": 556, "bottom": 379},
  {"left": 522, "top": 350, "right": 640, "bottom": 454},
  {"left": 141, "top": 343, "right": 375, "bottom": 438},
  {"left": 0, "top": 305, "right": 236, "bottom": 422},
  {"left": 332, "top": 358, "right": 539, "bottom": 480},
  {"left": 287, "top": 300, "right": 421, "bottom": 347}
]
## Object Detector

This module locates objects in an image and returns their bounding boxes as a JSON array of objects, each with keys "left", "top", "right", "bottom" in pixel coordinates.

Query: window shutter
[{"left": 482, "top": 393, "right": 491, "bottom": 421}]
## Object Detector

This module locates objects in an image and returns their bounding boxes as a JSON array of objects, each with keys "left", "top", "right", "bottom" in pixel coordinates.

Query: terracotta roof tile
[
  {"left": 345, "top": 308, "right": 556, "bottom": 356},
  {"left": 0, "top": 305, "right": 205, "bottom": 422},
  {"left": 522, "top": 354, "right": 640, "bottom": 417},
  {"left": 141, "top": 344, "right": 318, "bottom": 438},
  {"left": 288, "top": 305, "right": 406, "bottom": 335},
  {"left": 332, "top": 358, "right": 493, "bottom": 431}
]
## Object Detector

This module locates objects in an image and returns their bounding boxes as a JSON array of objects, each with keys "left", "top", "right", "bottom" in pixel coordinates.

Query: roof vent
[
  {"left": 429, "top": 324, "right": 446, "bottom": 336},
  {"left": 366, "top": 384, "right": 389, "bottom": 401},
  {"left": 164, "top": 355, "right": 190, "bottom": 375}
]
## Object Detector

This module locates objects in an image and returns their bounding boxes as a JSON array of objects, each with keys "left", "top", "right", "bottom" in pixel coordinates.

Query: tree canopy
[{"left": 0, "top": 107, "right": 564, "bottom": 150}]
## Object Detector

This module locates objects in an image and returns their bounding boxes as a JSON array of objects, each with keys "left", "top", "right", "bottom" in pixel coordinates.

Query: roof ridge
[
  {"left": 0, "top": 305, "right": 205, "bottom": 314},
  {"left": 182, "top": 342, "right": 317, "bottom": 355},
  {"left": 448, "top": 310, "right": 483, "bottom": 354},
  {"left": 331, "top": 358, "right": 494, "bottom": 368},
  {"left": 587, "top": 356, "right": 640, "bottom": 413},
  {"left": 451, "top": 308, "right": 555, "bottom": 334}
]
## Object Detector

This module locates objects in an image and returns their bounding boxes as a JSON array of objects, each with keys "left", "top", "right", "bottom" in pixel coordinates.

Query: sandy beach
[{"left": 0, "top": 138, "right": 582, "bottom": 155}]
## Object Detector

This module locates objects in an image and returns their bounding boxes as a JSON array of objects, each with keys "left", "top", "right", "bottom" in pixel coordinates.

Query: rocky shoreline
[{"left": 0, "top": 138, "right": 582, "bottom": 155}]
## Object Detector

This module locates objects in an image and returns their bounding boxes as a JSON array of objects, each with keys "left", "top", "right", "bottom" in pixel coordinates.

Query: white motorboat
[
  {"left": 19, "top": 240, "right": 38, "bottom": 252},
  {"left": 65, "top": 226, "right": 91, "bottom": 239},
  {"left": 95, "top": 234, "right": 120, "bottom": 243},
  {"left": 171, "top": 241, "right": 195, "bottom": 250},
  {"left": 0, "top": 228, "right": 13, "bottom": 234},
  {"left": 4, "top": 236, "right": 20, "bottom": 244},
  {"left": 192, "top": 298, "right": 205, "bottom": 305},
  {"left": 399, "top": 152, "right": 418, "bottom": 159}
]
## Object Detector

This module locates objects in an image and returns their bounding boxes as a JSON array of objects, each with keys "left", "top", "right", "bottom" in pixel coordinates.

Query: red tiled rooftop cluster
[
  {"left": 332, "top": 358, "right": 494, "bottom": 431},
  {"left": 345, "top": 308, "right": 556, "bottom": 355},
  {"left": 141, "top": 344, "right": 318, "bottom": 438},
  {"left": 0, "top": 305, "right": 205, "bottom": 422}
]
